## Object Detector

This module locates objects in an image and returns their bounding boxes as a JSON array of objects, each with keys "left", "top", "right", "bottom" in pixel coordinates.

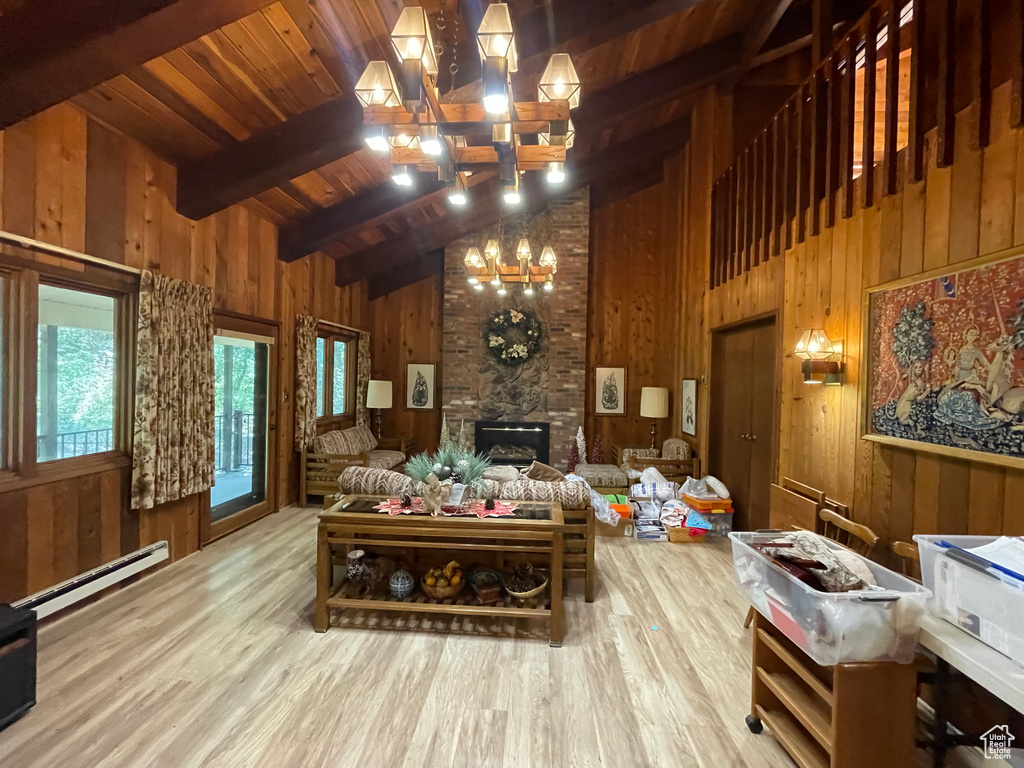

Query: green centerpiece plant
[{"left": 405, "top": 445, "right": 492, "bottom": 486}]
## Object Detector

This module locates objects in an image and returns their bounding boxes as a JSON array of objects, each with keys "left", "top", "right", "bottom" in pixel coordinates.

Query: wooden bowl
[{"left": 503, "top": 575, "right": 549, "bottom": 600}]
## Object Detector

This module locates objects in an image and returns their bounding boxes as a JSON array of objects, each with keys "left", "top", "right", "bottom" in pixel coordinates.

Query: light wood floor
[{"left": 0, "top": 506, "right": 996, "bottom": 768}]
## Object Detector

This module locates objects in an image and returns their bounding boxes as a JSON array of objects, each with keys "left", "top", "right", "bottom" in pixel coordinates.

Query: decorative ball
[{"left": 389, "top": 569, "right": 414, "bottom": 599}]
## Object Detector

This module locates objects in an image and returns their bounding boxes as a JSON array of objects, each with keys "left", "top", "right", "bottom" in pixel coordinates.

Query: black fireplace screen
[{"left": 474, "top": 421, "right": 550, "bottom": 466}]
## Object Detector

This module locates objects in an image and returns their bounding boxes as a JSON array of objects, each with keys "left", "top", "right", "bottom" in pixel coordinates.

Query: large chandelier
[
  {"left": 354, "top": 3, "right": 581, "bottom": 208},
  {"left": 464, "top": 215, "right": 556, "bottom": 295}
]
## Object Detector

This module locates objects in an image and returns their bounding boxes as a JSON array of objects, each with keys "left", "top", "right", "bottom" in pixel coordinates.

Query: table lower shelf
[{"left": 326, "top": 581, "right": 551, "bottom": 620}]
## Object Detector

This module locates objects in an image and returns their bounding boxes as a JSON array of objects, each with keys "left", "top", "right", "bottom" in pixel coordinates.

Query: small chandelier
[{"left": 464, "top": 215, "right": 555, "bottom": 295}]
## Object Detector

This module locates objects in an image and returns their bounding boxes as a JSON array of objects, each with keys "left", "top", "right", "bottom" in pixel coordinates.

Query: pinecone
[
  {"left": 400, "top": 493, "right": 413, "bottom": 508},
  {"left": 485, "top": 498, "right": 496, "bottom": 510},
  {"left": 507, "top": 562, "right": 537, "bottom": 593}
]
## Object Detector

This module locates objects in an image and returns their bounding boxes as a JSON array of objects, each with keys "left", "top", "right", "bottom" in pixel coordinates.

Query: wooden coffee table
[{"left": 315, "top": 495, "right": 566, "bottom": 646}]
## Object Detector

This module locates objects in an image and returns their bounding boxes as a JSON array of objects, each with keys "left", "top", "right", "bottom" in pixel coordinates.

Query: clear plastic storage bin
[
  {"left": 730, "top": 531, "right": 930, "bottom": 666},
  {"left": 914, "top": 535, "right": 1024, "bottom": 667}
]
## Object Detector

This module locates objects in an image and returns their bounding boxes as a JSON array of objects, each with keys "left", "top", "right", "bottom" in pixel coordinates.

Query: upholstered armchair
[
  {"left": 613, "top": 438, "right": 700, "bottom": 483},
  {"left": 299, "top": 425, "right": 415, "bottom": 505}
]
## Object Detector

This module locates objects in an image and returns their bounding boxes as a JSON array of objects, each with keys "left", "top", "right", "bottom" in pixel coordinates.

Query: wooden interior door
[{"left": 709, "top": 317, "right": 777, "bottom": 531}]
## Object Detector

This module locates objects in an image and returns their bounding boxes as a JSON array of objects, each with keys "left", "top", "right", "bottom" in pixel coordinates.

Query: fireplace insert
[{"left": 474, "top": 421, "right": 550, "bottom": 467}]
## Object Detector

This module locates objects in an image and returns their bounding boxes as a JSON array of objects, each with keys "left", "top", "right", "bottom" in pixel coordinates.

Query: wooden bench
[{"left": 299, "top": 436, "right": 415, "bottom": 506}]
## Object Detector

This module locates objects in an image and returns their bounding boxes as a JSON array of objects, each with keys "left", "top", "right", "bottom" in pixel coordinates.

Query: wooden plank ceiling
[{"left": 5, "top": 0, "right": 863, "bottom": 286}]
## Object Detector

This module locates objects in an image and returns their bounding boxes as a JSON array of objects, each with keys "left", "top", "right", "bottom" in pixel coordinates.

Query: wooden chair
[
  {"left": 818, "top": 508, "right": 879, "bottom": 557},
  {"left": 299, "top": 450, "right": 368, "bottom": 506},
  {"left": 891, "top": 540, "right": 922, "bottom": 582}
]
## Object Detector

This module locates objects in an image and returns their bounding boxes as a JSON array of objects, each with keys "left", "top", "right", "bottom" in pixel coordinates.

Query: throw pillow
[
  {"left": 482, "top": 465, "right": 521, "bottom": 483},
  {"left": 522, "top": 461, "right": 565, "bottom": 482}
]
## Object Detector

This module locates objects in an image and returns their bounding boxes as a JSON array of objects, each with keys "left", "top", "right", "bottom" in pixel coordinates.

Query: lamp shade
[
  {"left": 477, "top": 3, "right": 517, "bottom": 70},
  {"left": 390, "top": 6, "right": 438, "bottom": 75},
  {"left": 640, "top": 387, "right": 669, "bottom": 419},
  {"left": 354, "top": 61, "right": 402, "bottom": 107},
  {"left": 538, "top": 53, "right": 581, "bottom": 108},
  {"left": 794, "top": 329, "right": 835, "bottom": 360},
  {"left": 366, "top": 380, "right": 393, "bottom": 409}
]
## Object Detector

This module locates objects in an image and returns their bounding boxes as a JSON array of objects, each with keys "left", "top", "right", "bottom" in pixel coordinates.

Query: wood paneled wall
[
  {"left": 367, "top": 272, "right": 444, "bottom": 455},
  {"left": 0, "top": 103, "right": 367, "bottom": 602},
  {"left": 670, "top": 78, "right": 1024, "bottom": 561},
  {"left": 585, "top": 170, "right": 685, "bottom": 454}
]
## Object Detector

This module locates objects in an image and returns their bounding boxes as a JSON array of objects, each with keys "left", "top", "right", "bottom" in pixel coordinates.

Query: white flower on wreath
[
  {"left": 509, "top": 309, "right": 524, "bottom": 324},
  {"left": 488, "top": 334, "right": 504, "bottom": 347}
]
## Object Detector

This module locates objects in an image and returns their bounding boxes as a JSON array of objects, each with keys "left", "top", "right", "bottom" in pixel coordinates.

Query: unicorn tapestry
[{"left": 866, "top": 253, "right": 1024, "bottom": 465}]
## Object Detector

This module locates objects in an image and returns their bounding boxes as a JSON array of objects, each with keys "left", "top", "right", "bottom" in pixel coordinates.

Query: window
[
  {"left": 315, "top": 329, "right": 356, "bottom": 423},
  {"left": 36, "top": 285, "right": 117, "bottom": 462},
  {"left": 315, "top": 337, "right": 325, "bottom": 418},
  {"left": 332, "top": 340, "right": 347, "bottom": 415},
  {"left": 0, "top": 251, "right": 131, "bottom": 485}
]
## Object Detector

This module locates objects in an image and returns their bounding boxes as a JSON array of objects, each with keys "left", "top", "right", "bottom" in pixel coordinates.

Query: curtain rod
[
  {"left": 0, "top": 230, "right": 142, "bottom": 276},
  {"left": 318, "top": 318, "right": 364, "bottom": 335}
]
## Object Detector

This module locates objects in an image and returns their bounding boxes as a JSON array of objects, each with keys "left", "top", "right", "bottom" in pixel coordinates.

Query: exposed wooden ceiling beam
[
  {"left": 0, "top": 0, "right": 277, "bottom": 130},
  {"left": 176, "top": 96, "right": 365, "bottom": 220},
  {"left": 279, "top": 172, "right": 445, "bottom": 262},
  {"left": 367, "top": 249, "right": 445, "bottom": 300},
  {"left": 513, "top": 0, "right": 706, "bottom": 62},
  {"left": 334, "top": 117, "right": 692, "bottom": 287},
  {"left": 741, "top": 0, "right": 800, "bottom": 69},
  {"left": 174, "top": 0, "right": 709, "bottom": 220}
]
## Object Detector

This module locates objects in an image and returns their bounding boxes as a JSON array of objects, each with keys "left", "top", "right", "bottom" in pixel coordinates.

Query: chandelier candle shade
[
  {"left": 366, "top": 380, "right": 393, "bottom": 439},
  {"left": 355, "top": 3, "right": 581, "bottom": 201},
  {"left": 640, "top": 387, "right": 670, "bottom": 449}
]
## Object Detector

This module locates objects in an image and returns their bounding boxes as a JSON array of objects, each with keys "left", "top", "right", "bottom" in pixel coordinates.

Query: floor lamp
[
  {"left": 366, "top": 380, "right": 392, "bottom": 439},
  {"left": 640, "top": 387, "right": 669, "bottom": 449}
]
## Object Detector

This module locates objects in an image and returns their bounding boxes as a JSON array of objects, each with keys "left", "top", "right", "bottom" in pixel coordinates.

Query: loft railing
[{"left": 709, "top": 0, "right": 1022, "bottom": 288}]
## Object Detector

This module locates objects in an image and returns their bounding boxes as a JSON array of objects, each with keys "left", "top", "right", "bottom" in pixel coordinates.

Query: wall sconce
[{"left": 795, "top": 329, "right": 843, "bottom": 385}]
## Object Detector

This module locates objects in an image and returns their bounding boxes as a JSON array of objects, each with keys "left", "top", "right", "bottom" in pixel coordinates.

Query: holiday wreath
[{"left": 484, "top": 307, "right": 543, "bottom": 366}]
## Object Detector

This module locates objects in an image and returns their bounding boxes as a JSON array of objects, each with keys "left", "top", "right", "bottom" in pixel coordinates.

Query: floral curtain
[
  {"left": 294, "top": 315, "right": 319, "bottom": 451},
  {"left": 131, "top": 271, "right": 215, "bottom": 511},
  {"left": 356, "top": 330, "right": 371, "bottom": 427}
]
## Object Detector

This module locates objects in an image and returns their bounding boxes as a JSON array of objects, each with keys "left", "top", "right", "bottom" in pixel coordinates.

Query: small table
[
  {"left": 918, "top": 613, "right": 1024, "bottom": 766},
  {"left": 316, "top": 495, "right": 566, "bottom": 646}
]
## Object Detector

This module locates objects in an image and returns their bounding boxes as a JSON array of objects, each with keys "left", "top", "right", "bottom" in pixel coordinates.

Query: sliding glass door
[{"left": 206, "top": 317, "right": 277, "bottom": 541}]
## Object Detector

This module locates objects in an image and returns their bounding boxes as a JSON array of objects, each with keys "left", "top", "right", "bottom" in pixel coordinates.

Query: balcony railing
[
  {"left": 41, "top": 412, "right": 257, "bottom": 467},
  {"left": 38, "top": 428, "right": 114, "bottom": 460},
  {"left": 214, "top": 411, "right": 256, "bottom": 473}
]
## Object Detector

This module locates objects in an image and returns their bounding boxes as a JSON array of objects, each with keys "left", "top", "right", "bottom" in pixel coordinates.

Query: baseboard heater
[{"left": 11, "top": 542, "right": 169, "bottom": 620}]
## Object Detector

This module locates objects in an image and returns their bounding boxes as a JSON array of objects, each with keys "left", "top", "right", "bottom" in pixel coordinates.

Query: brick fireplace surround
[{"left": 442, "top": 188, "right": 590, "bottom": 470}]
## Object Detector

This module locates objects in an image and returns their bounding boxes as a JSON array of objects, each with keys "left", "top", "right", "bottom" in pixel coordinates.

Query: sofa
[
  {"left": 334, "top": 466, "right": 595, "bottom": 602},
  {"left": 573, "top": 438, "right": 697, "bottom": 494},
  {"left": 299, "top": 425, "right": 414, "bottom": 505}
]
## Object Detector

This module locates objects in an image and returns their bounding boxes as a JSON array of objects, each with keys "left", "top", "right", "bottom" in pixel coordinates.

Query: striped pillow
[
  {"left": 498, "top": 480, "right": 590, "bottom": 510},
  {"left": 338, "top": 466, "right": 414, "bottom": 496}
]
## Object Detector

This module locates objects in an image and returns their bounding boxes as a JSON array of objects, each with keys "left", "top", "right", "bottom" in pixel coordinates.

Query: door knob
[{"left": 749, "top": 434, "right": 757, "bottom": 442}]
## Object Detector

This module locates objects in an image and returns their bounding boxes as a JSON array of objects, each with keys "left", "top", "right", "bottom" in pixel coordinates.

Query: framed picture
[
  {"left": 406, "top": 363, "right": 436, "bottom": 410},
  {"left": 681, "top": 379, "right": 697, "bottom": 436},
  {"left": 863, "top": 246, "right": 1024, "bottom": 470},
  {"left": 595, "top": 367, "right": 626, "bottom": 415}
]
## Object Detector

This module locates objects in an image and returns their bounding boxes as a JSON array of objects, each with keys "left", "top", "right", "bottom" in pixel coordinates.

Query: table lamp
[
  {"left": 366, "top": 380, "right": 393, "bottom": 439},
  {"left": 640, "top": 387, "right": 669, "bottom": 449}
]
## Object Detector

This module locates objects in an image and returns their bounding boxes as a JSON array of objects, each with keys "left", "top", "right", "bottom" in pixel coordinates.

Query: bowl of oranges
[{"left": 421, "top": 560, "right": 465, "bottom": 599}]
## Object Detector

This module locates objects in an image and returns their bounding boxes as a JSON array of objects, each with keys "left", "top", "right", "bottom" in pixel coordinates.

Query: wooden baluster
[
  {"left": 710, "top": 180, "right": 719, "bottom": 289},
  {"left": 783, "top": 103, "right": 794, "bottom": 251},
  {"left": 752, "top": 135, "right": 762, "bottom": 268},
  {"left": 970, "top": 0, "right": 991, "bottom": 150},
  {"left": 749, "top": 145, "right": 757, "bottom": 274},
  {"left": 768, "top": 120, "right": 778, "bottom": 258},
  {"left": 725, "top": 166, "right": 734, "bottom": 287},
  {"left": 883, "top": 0, "right": 900, "bottom": 196},
  {"left": 936, "top": 0, "right": 956, "bottom": 167},
  {"left": 907, "top": 0, "right": 927, "bottom": 182},
  {"left": 825, "top": 53, "right": 841, "bottom": 228},
  {"left": 840, "top": 31, "right": 856, "bottom": 218},
  {"left": 732, "top": 161, "right": 741, "bottom": 282},
  {"left": 796, "top": 82, "right": 809, "bottom": 242},
  {"left": 810, "top": 66, "right": 828, "bottom": 235},
  {"left": 862, "top": 10, "right": 878, "bottom": 208},
  {"left": 1013, "top": 0, "right": 1024, "bottom": 128}
]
